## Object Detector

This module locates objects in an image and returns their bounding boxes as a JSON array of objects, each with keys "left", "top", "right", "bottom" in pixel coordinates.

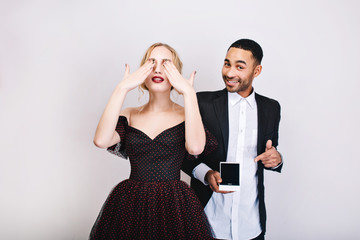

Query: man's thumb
[{"left": 266, "top": 139, "right": 272, "bottom": 151}]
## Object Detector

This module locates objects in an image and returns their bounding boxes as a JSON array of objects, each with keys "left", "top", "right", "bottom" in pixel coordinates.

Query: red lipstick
[{"left": 152, "top": 76, "right": 164, "bottom": 83}]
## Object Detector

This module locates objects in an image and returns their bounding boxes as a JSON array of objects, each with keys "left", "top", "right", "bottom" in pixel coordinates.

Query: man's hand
[
  {"left": 254, "top": 140, "right": 282, "bottom": 168},
  {"left": 205, "top": 170, "right": 233, "bottom": 194}
]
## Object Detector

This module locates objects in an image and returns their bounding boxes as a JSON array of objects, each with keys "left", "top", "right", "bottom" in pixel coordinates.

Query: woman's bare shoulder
[
  {"left": 119, "top": 107, "right": 136, "bottom": 119},
  {"left": 120, "top": 106, "right": 146, "bottom": 122}
]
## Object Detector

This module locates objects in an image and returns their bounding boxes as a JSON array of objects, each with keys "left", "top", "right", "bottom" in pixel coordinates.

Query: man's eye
[
  {"left": 237, "top": 66, "right": 243, "bottom": 70},
  {"left": 224, "top": 63, "right": 230, "bottom": 67}
]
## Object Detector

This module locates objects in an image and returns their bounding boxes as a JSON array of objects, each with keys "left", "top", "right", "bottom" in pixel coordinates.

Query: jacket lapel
[
  {"left": 255, "top": 93, "right": 266, "bottom": 156},
  {"left": 213, "top": 89, "right": 229, "bottom": 159}
]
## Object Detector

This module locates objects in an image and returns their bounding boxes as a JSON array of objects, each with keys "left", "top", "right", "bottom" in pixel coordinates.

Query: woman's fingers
[
  {"left": 130, "top": 60, "right": 154, "bottom": 80},
  {"left": 120, "top": 60, "right": 154, "bottom": 91},
  {"left": 124, "top": 64, "right": 130, "bottom": 78},
  {"left": 188, "top": 71, "right": 196, "bottom": 87},
  {"left": 163, "top": 60, "right": 178, "bottom": 74},
  {"left": 163, "top": 61, "right": 197, "bottom": 95}
]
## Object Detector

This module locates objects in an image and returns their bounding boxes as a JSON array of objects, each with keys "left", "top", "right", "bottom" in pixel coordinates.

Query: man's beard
[{"left": 223, "top": 76, "right": 251, "bottom": 93}]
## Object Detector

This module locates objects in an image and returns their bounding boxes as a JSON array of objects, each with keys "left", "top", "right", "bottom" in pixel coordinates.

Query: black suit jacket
[{"left": 181, "top": 88, "right": 282, "bottom": 233}]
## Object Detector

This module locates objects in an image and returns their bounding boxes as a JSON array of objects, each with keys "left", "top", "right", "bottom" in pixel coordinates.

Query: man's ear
[{"left": 254, "top": 65, "right": 262, "bottom": 77}]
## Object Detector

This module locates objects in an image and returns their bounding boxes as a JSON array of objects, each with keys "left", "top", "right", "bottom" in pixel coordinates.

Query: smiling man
[{"left": 182, "top": 39, "right": 283, "bottom": 240}]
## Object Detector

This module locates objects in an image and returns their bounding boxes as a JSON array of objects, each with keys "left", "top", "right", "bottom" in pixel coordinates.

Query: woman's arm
[
  {"left": 93, "top": 85, "right": 127, "bottom": 148},
  {"left": 182, "top": 86, "right": 206, "bottom": 155},
  {"left": 163, "top": 61, "right": 205, "bottom": 155},
  {"left": 93, "top": 61, "right": 154, "bottom": 148}
]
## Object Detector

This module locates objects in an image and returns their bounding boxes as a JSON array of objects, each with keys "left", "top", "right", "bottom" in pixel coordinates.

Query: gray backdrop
[{"left": 1, "top": 0, "right": 359, "bottom": 239}]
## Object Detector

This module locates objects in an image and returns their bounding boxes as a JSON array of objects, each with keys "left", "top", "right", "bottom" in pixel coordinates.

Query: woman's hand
[
  {"left": 118, "top": 60, "right": 155, "bottom": 92},
  {"left": 163, "top": 60, "right": 195, "bottom": 95}
]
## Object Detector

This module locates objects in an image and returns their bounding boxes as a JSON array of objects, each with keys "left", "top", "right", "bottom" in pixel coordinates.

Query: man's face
[{"left": 222, "top": 47, "right": 262, "bottom": 97}]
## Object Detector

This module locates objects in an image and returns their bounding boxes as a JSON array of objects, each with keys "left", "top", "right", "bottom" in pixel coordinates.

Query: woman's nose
[{"left": 154, "top": 62, "right": 162, "bottom": 74}]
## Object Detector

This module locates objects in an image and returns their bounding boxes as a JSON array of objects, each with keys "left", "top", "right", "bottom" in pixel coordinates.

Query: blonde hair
[{"left": 139, "top": 43, "right": 183, "bottom": 91}]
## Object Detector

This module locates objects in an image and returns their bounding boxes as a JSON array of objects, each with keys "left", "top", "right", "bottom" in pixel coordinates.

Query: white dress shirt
[{"left": 193, "top": 91, "right": 261, "bottom": 240}]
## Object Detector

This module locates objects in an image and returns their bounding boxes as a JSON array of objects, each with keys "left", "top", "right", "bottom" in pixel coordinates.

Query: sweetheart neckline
[
  {"left": 119, "top": 116, "right": 185, "bottom": 141},
  {"left": 128, "top": 122, "right": 185, "bottom": 141}
]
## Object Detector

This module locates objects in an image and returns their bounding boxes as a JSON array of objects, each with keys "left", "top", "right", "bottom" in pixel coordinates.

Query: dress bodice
[
  {"left": 126, "top": 121, "right": 186, "bottom": 181},
  {"left": 108, "top": 116, "right": 186, "bottom": 181},
  {"left": 107, "top": 116, "right": 217, "bottom": 182}
]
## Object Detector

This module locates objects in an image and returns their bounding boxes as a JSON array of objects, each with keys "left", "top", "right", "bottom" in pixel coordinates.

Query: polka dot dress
[{"left": 89, "top": 116, "right": 217, "bottom": 240}]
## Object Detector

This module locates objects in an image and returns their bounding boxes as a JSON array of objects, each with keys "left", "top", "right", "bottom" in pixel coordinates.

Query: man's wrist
[
  {"left": 272, "top": 151, "right": 283, "bottom": 169},
  {"left": 192, "top": 163, "right": 212, "bottom": 185},
  {"left": 204, "top": 170, "right": 215, "bottom": 184}
]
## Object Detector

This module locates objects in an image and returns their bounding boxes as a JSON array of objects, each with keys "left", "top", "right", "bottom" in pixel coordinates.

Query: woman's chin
[{"left": 148, "top": 85, "right": 172, "bottom": 94}]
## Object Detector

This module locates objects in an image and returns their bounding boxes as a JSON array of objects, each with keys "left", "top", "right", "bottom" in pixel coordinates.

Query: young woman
[{"left": 89, "top": 43, "right": 216, "bottom": 239}]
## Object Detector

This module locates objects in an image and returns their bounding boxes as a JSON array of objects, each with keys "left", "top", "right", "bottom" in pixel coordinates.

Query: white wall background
[{"left": 1, "top": 0, "right": 359, "bottom": 239}]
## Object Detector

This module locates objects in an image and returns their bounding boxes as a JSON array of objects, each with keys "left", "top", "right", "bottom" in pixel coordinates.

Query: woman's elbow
[
  {"left": 93, "top": 138, "right": 108, "bottom": 149},
  {"left": 186, "top": 144, "right": 205, "bottom": 156}
]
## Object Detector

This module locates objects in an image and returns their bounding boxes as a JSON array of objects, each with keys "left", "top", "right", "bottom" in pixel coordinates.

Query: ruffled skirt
[{"left": 89, "top": 179, "right": 213, "bottom": 240}]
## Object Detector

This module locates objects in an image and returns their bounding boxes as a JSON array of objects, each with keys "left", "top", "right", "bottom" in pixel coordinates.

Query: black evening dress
[{"left": 89, "top": 116, "right": 216, "bottom": 240}]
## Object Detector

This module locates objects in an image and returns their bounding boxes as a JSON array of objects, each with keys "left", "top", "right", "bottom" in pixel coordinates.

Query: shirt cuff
[
  {"left": 192, "top": 163, "right": 212, "bottom": 185},
  {"left": 272, "top": 151, "right": 283, "bottom": 169}
]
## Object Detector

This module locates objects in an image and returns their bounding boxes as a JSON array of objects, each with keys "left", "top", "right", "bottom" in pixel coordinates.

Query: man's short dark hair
[{"left": 228, "top": 39, "right": 263, "bottom": 64}]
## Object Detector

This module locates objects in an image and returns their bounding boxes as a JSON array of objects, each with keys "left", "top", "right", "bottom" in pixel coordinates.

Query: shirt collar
[{"left": 228, "top": 89, "right": 256, "bottom": 109}]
